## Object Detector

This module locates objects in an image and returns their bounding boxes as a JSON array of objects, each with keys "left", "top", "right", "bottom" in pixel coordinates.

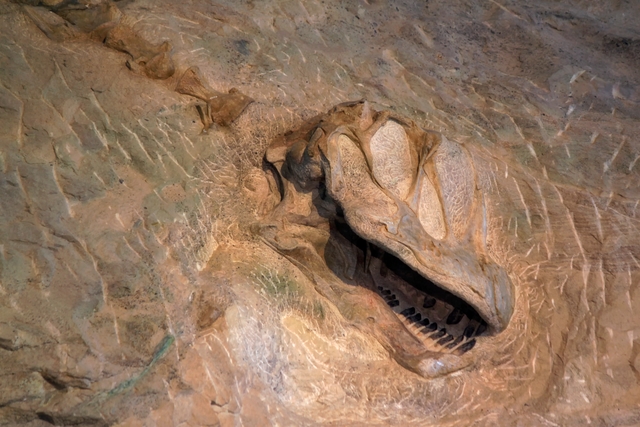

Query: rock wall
[{"left": 1, "top": 0, "right": 640, "bottom": 426}]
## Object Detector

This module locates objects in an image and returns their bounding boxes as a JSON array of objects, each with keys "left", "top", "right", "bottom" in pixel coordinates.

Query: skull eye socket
[
  {"left": 418, "top": 175, "right": 447, "bottom": 240},
  {"left": 432, "top": 136, "right": 476, "bottom": 240},
  {"left": 369, "top": 120, "right": 415, "bottom": 200},
  {"left": 368, "top": 120, "right": 447, "bottom": 241}
]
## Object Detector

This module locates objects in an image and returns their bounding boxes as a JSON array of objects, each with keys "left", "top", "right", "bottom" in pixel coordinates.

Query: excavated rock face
[{"left": 1, "top": 0, "right": 640, "bottom": 426}]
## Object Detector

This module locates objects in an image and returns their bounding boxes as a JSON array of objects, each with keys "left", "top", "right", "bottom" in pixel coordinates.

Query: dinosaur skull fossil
[{"left": 260, "top": 101, "right": 515, "bottom": 378}]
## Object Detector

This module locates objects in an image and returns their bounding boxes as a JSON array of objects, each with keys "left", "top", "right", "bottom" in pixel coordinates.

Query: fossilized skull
[{"left": 260, "top": 101, "right": 514, "bottom": 378}]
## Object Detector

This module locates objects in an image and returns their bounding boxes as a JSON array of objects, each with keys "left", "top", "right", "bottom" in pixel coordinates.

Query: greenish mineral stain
[{"left": 86, "top": 334, "right": 175, "bottom": 406}]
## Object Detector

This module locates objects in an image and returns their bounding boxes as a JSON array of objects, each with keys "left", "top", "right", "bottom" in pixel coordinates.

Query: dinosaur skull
[{"left": 261, "top": 101, "right": 514, "bottom": 378}]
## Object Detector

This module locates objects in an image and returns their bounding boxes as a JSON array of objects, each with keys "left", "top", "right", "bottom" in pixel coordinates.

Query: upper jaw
[
  {"left": 339, "top": 210, "right": 514, "bottom": 332},
  {"left": 319, "top": 106, "right": 514, "bottom": 333}
]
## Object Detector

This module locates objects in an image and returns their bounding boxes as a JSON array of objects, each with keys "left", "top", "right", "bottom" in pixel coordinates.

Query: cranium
[{"left": 260, "top": 100, "right": 514, "bottom": 378}]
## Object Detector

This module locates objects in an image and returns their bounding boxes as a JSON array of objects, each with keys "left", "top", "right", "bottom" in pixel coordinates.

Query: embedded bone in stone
[
  {"left": 337, "top": 134, "right": 368, "bottom": 184},
  {"left": 208, "top": 89, "right": 255, "bottom": 126},
  {"left": 369, "top": 120, "right": 414, "bottom": 199},
  {"left": 176, "top": 66, "right": 215, "bottom": 101},
  {"left": 105, "top": 24, "right": 176, "bottom": 79},
  {"left": 417, "top": 174, "right": 447, "bottom": 240},
  {"left": 176, "top": 67, "right": 254, "bottom": 126},
  {"left": 325, "top": 237, "right": 359, "bottom": 280},
  {"left": 433, "top": 136, "right": 476, "bottom": 240}
]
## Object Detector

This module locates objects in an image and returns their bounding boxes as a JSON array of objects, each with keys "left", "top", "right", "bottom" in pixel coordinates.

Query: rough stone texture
[{"left": 0, "top": 0, "right": 639, "bottom": 426}]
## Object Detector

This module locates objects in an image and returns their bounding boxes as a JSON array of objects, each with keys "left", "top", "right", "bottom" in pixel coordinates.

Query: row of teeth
[{"left": 378, "top": 286, "right": 485, "bottom": 356}]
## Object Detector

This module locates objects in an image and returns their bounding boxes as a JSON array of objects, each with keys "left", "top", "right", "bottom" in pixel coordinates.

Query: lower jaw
[{"left": 329, "top": 219, "right": 489, "bottom": 377}]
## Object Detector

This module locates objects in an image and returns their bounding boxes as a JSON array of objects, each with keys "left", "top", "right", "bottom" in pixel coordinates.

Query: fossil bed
[{"left": 1, "top": 0, "right": 640, "bottom": 426}]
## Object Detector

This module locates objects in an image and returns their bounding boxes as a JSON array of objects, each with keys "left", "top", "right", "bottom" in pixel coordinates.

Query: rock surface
[{"left": 1, "top": 0, "right": 640, "bottom": 426}]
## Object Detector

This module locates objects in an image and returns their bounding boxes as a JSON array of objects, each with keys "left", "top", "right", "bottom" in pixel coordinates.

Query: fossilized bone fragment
[
  {"left": 261, "top": 101, "right": 515, "bottom": 378},
  {"left": 104, "top": 24, "right": 175, "bottom": 80},
  {"left": 176, "top": 67, "right": 254, "bottom": 127}
]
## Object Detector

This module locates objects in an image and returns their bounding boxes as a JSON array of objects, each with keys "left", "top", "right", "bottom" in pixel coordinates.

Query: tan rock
[{"left": 1, "top": 0, "right": 640, "bottom": 425}]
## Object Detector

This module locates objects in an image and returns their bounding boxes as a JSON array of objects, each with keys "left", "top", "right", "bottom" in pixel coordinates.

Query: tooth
[
  {"left": 381, "top": 289, "right": 391, "bottom": 296},
  {"left": 463, "top": 325, "right": 476, "bottom": 338},
  {"left": 364, "top": 242, "right": 372, "bottom": 273},
  {"left": 437, "top": 334, "right": 455, "bottom": 346},
  {"left": 455, "top": 339, "right": 476, "bottom": 354},
  {"left": 418, "top": 318, "right": 431, "bottom": 327},
  {"left": 431, "top": 328, "right": 447, "bottom": 339},
  {"left": 388, "top": 300, "right": 400, "bottom": 307},
  {"left": 475, "top": 323, "right": 487, "bottom": 336},
  {"left": 379, "top": 256, "right": 388, "bottom": 277},
  {"left": 420, "top": 322, "right": 438, "bottom": 333},
  {"left": 445, "top": 335, "right": 464, "bottom": 349},
  {"left": 384, "top": 294, "right": 396, "bottom": 301},
  {"left": 400, "top": 307, "right": 416, "bottom": 317},
  {"left": 446, "top": 308, "right": 464, "bottom": 325},
  {"left": 408, "top": 313, "right": 422, "bottom": 322},
  {"left": 423, "top": 297, "right": 436, "bottom": 309}
]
